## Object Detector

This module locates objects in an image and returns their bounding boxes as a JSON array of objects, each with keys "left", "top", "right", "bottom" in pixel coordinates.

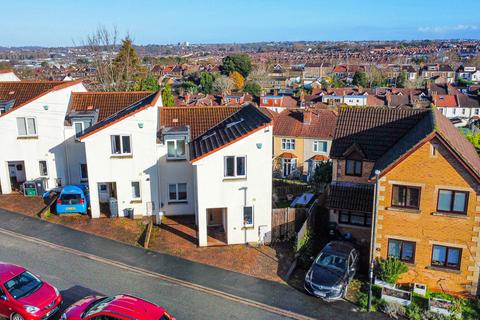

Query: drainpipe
[{"left": 367, "top": 170, "right": 381, "bottom": 312}]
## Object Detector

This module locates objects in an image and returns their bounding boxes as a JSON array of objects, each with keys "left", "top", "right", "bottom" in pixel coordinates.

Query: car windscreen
[
  {"left": 82, "top": 297, "right": 115, "bottom": 318},
  {"left": 315, "top": 252, "right": 347, "bottom": 272},
  {"left": 60, "top": 193, "right": 82, "bottom": 204},
  {"left": 4, "top": 271, "right": 43, "bottom": 299}
]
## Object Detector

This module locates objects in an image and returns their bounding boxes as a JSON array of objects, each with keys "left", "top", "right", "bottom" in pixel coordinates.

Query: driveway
[{"left": 0, "top": 208, "right": 385, "bottom": 319}]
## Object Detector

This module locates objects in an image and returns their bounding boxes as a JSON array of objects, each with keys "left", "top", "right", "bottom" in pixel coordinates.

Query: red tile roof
[
  {"left": 311, "top": 155, "right": 329, "bottom": 161},
  {"left": 273, "top": 108, "right": 337, "bottom": 139},
  {"left": 0, "top": 80, "right": 82, "bottom": 116},
  {"left": 432, "top": 94, "right": 457, "bottom": 107},
  {"left": 69, "top": 91, "right": 154, "bottom": 121},
  {"left": 279, "top": 152, "right": 297, "bottom": 159},
  {"left": 0, "top": 69, "right": 15, "bottom": 74},
  {"left": 159, "top": 106, "right": 241, "bottom": 139}
]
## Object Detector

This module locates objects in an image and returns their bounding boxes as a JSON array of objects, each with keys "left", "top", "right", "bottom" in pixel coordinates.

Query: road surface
[{"left": 0, "top": 232, "right": 289, "bottom": 320}]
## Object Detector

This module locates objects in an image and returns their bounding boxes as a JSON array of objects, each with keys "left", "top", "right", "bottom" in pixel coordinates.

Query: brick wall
[{"left": 375, "top": 138, "right": 480, "bottom": 295}]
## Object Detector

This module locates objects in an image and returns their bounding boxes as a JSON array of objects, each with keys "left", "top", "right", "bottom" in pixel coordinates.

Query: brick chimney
[{"left": 303, "top": 110, "right": 312, "bottom": 125}]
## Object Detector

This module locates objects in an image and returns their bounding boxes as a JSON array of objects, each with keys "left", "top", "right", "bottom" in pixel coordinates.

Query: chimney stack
[{"left": 303, "top": 110, "right": 312, "bottom": 125}]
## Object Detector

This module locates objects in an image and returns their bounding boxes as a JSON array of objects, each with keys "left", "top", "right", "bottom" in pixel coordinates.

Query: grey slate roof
[
  {"left": 189, "top": 105, "right": 271, "bottom": 161},
  {"left": 327, "top": 181, "right": 374, "bottom": 213}
]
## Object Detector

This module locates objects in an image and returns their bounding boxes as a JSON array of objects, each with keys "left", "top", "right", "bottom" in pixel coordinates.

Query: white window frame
[
  {"left": 73, "top": 120, "right": 92, "bottom": 140},
  {"left": 166, "top": 139, "right": 187, "bottom": 160},
  {"left": 38, "top": 160, "right": 48, "bottom": 177},
  {"left": 17, "top": 117, "right": 37, "bottom": 137},
  {"left": 168, "top": 183, "right": 188, "bottom": 202},
  {"left": 243, "top": 206, "right": 254, "bottom": 227},
  {"left": 313, "top": 140, "right": 328, "bottom": 153},
  {"left": 111, "top": 135, "right": 132, "bottom": 156},
  {"left": 224, "top": 156, "right": 247, "bottom": 178},
  {"left": 282, "top": 158, "right": 297, "bottom": 177},
  {"left": 131, "top": 181, "right": 141, "bottom": 200},
  {"left": 281, "top": 138, "right": 295, "bottom": 150}
]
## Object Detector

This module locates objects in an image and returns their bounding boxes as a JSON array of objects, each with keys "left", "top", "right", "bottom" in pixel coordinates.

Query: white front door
[{"left": 282, "top": 159, "right": 296, "bottom": 177}]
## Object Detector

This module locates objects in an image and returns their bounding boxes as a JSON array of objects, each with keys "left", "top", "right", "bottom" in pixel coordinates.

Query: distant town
[{"left": 1, "top": 35, "right": 480, "bottom": 320}]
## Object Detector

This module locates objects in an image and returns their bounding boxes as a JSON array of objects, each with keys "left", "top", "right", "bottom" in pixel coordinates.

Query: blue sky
[{"left": 1, "top": 0, "right": 480, "bottom": 46}]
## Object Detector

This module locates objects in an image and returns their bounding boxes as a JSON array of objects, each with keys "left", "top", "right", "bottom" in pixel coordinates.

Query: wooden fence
[{"left": 271, "top": 207, "right": 307, "bottom": 242}]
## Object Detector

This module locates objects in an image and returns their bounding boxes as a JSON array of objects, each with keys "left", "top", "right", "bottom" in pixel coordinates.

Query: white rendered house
[
  {"left": 81, "top": 103, "right": 273, "bottom": 246},
  {"left": 0, "top": 80, "right": 87, "bottom": 194}
]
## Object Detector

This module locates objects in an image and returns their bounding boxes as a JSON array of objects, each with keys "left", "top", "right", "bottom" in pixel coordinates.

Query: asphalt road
[{"left": 0, "top": 232, "right": 288, "bottom": 320}]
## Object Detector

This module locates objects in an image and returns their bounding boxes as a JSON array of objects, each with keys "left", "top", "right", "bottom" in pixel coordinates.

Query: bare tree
[
  {"left": 213, "top": 75, "right": 234, "bottom": 94},
  {"left": 84, "top": 25, "right": 121, "bottom": 91}
]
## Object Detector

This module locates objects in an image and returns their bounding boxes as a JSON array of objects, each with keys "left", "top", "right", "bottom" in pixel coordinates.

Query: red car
[
  {"left": 60, "top": 295, "right": 174, "bottom": 320},
  {"left": 0, "top": 263, "right": 62, "bottom": 320}
]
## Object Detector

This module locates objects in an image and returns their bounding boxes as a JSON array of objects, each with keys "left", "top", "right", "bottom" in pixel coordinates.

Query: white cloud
[{"left": 418, "top": 24, "right": 479, "bottom": 33}]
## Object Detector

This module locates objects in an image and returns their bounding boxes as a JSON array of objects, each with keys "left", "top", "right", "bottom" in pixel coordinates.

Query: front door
[{"left": 282, "top": 159, "right": 296, "bottom": 177}]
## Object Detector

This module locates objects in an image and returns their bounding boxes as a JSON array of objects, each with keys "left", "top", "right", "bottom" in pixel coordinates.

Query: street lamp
[{"left": 368, "top": 169, "right": 381, "bottom": 312}]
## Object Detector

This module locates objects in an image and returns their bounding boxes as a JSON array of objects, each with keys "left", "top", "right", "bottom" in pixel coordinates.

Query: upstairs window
[
  {"left": 313, "top": 140, "right": 328, "bottom": 153},
  {"left": 17, "top": 117, "right": 37, "bottom": 136},
  {"left": 111, "top": 135, "right": 132, "bottom": 155},
  {"left": 437, "top": 189, "right": 468, "bottom": 214},
  {"left": 224, "top": 156, "right": 246, "bottom": 178},
  {"left": 281, "top": 138, "right": 295, "bottom": 150},
  {"left": 73, "top": 120, "right": 92, "bottom": 139},
  {"left": 166, "top": 139, "right": 186, "bottom": 160},
  {"left": 392, "top": 185, "right": 420, "bottom": 209},
  {"left": 345, "top": 159, "right": 362, "bottom": 176}
]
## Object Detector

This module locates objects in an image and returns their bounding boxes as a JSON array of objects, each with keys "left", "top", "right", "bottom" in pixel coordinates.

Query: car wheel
[{"left": 11, "top": 313, "right": 24, "bottom": 320}]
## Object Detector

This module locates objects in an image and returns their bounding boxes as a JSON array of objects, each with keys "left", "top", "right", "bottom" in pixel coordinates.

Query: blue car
[{"left": 56, "top": 185, "right": 89, "bottom": 214}]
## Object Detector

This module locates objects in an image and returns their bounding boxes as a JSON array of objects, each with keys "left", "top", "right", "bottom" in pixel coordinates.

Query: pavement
[{"left": 0, "top": 208, "right": 384, "bottom": 320}]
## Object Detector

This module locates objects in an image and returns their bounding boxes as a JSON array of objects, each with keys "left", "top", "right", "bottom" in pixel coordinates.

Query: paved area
[{"left": 0, "top": 208, "right": 385, "bottom": 319}]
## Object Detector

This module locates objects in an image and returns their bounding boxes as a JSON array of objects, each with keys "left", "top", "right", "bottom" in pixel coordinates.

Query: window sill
[
  {"left": 426, "top": 266, "right": 461, "bottom": 274},
  {"left": 130, "top": 200, "right": 142, "bottom": 204},
  {"left": 110, "top": 155, "right": 133, "bottom": 159},
  {"left": 17, "top": 136, "right": 38, "bottom": 140},
  {"left": 166, "top": 158, "right": 187, "bottom": 162},
  {"left": 168, "top": 201, "right": 188, "bottom": 205},
  {"left": 431, "top": 212, "right": 468, "bottom": 219},
  {"left": 386, "top": 207, "right": 420, "bottom": 214},
  {"left": 241, "top": 226, "right": 255, "bottom": 230},
  {"left": 223, "top": 177, "right": 247, "bottom": 182}
]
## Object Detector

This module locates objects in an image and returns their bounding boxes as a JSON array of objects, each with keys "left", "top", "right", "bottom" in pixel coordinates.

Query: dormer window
[
  {"left": 345, "top": 159, "right": 362, "bottom": 176},
  {"left": 167, "top": 139, "right": 186, "bottom": 160},
  {"left": 73, "top": 119, "right": 92, "bottom": 139}
]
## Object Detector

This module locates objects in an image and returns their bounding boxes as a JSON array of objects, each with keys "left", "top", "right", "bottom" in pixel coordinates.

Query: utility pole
[{"left": 367, "top": 170, "right": 381, "bottom": 312}]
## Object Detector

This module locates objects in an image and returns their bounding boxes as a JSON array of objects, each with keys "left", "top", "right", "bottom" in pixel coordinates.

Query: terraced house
[
  {"left": 273, "top": 108, "right": 337, "bottom": 180},
  {"left": 328, "top": 108, "right": 480, "bottom": 295}
]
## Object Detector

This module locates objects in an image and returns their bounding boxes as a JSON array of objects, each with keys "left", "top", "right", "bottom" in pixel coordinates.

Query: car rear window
[{"left": 60, "top": 193, "right": 82, "bottom": 204}]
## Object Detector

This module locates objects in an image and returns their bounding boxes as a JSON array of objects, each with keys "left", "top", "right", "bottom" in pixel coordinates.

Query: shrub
[
  {"left": 378, "top": 300, "right": 405, "bottom": 319},
  {"left": 375, "top": 257, "right": 408, "bottom": 284},
  {"left": 405, "top": 303, "right": 422, "bottom": 320},
  {"left": 420, "top": 311, "right": 448, "bottom": 320}
]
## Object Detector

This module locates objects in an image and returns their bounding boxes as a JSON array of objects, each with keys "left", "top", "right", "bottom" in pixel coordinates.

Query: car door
[{"left": 0, "top": 287, "right": 12, "bottom": 317}]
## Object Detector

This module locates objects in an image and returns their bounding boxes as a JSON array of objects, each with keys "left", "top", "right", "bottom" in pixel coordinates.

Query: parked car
[
  {"left": 60, "top": 294, "right": 174, "bottom": 320},
  {"left": 0, "top": 262, "right": 62, "bottom": 320},
  {"left": 56, "top": 185, "right": 89, "bottom": 214},
  {"left": 304, "top": 241, "right": 358, "bottom": 300}
]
